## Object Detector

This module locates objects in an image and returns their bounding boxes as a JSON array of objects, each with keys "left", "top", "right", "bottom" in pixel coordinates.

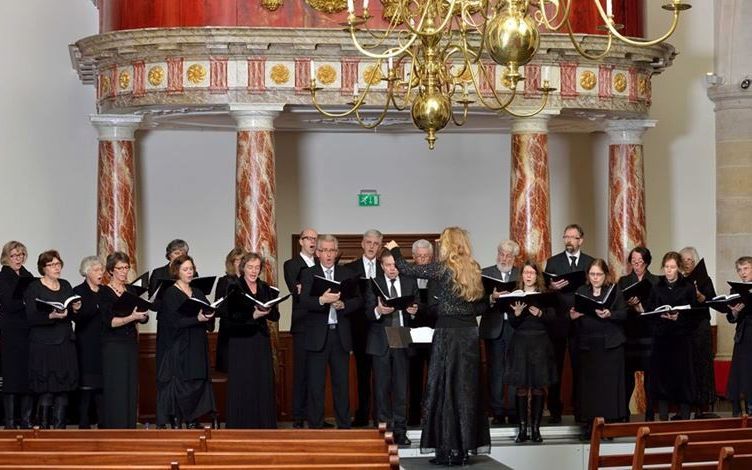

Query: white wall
[{"left": 0, "top": 1, "right": 717, "bottom": 332}]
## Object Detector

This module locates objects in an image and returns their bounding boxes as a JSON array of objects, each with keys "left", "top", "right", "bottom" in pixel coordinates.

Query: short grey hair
[
  {"left": 165, "top": 239, "right": 189, "bottom": 259},
  {"left": 412, "top": 239, "right": 433, "bottom": 253},
  {"left": 317, "top": 234, "right": 339, "bottom": 249},
  {"left": 498, "top": 240, "right": 520, "bottom": 256},
  {"left": 79, "top": 256, "right": 104, "bottom": 277},
  {"left": 679, "top": 246, "right": 700, "bottom": 264},
  {"left": 363, "top": 229, "right": 383, "bottom": 241}
]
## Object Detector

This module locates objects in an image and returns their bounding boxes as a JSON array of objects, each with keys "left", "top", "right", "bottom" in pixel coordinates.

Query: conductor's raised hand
[{"left": 384, "top": 240, "right": 399, "bottom": 251}]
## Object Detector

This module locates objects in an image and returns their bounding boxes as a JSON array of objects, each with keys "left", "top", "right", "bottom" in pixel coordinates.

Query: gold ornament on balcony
[
  {"left": 580, "top": 70, "right": 596, "bottom": 90},
  {"left": 613, "top": 73, "right": 627, "bottom": 93},
  {"left": 306, "top": 0, "right": 347, "bottom": 14},
  {"left": 317, "top": 64, "right": 338, "bottom": 85},
  {"left": 307, "top": 0, "right": 690, "bottom": 149},
  {"left": 261, "top": 0, "right": 284, "bottom": 11},
  {"left": 270, "top": 64, "right": 291, "bottom": 85},
  {"left": 187, "top": 64, "right": 206, "bottom": 84},
  {"left": 148, "top": 66, "right": 164, "bottom": 86},
  {"left": 119, "top": 71, "right": 131, "bottom": 90}
]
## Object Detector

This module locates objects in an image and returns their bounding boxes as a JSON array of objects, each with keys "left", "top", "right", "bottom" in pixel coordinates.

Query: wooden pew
[
  {"left": 588, "top": 416, "right": 750, "bottom": 470},
  {"left": 718, "top": 449, "right": 752, "bottom": 470},
  {"left": 631, "top": 427, "right": 752, "bottom": 469},
  {"left": 0, "top": 465, "right": 397, "bottom": 470}
]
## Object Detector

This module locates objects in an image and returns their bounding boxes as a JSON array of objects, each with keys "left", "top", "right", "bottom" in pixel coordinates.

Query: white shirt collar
[
  {"left": 363, "top": 256, "right": 377, "bottom": 278},
  {"left": 300, "top": 252, "right": 315, "bottom": 267}
]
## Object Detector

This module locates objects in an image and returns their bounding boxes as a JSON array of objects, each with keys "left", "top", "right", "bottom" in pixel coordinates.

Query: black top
[
  {"left": 478, "top": 265, "right": 520, "bottom": 339},
  {"left": 390, "top": 247, "right": 486, "bottom": 328},
  {"left": 100, "top": 285, "right": 141, "bottom": 342},
  {"left": 683, "top": 268, "right": 717, "bottom": 322},
  {"left": 572, "top": 283, "right": 627, "bottom": 350},
  {"left": 72, "top": 281, "right": 104, "bottom": 376},
  {"left": 24, "top": 278, "right": 76, "bottom": 345},
  {"left": 0, "top": 265, "right": 34, "bottom": 329},
  {"left": 283, "top": 254, "right": 316, "bottom": 333},
  {"left": 617, "top": 270, "right": 660, "bottom": 339},
  {"left": 365, "top": 274, "right": 419, "bottom": 356},
  {"left": 645, "top": 276, "right": 700, "bottom": 337},
  {"left": 544, "top": 250, "right": 596, "bottom": 338},
  {"left": 506, "top": 292, "right": 555, "bottom": 333},
  {"left": 221, "top": 277, "right": 280, "bottom": 338}
]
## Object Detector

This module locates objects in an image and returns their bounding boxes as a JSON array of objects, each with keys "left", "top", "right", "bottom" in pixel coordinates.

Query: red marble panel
[
  {"left": 295, "top": 58, "right": 313, "bottom": 93},
  {"left": 523, "top": 64, "right": 541, "bottom": 98},
  {"left": 247, "top": 58, "right": 266, "bottom": 93},
  {"left": 97, "top": 140, "right": 138, "bottom": 277},
  {"left": 479, "top": 61, "right": 495, "bottom": 97},
  {"left": 341, "top": 58, "right": 359, "bottom": 96},
  {"left": 167, "top": 57, "right": 184, "bottom": 93},
  {"left": 510, "top": 133, "right": 552, "bottom": 266},
  {"left": 628, "top": 67, "right": 638, "bottom": 103},
  {"left": 598, "top": 64, "right": 613, "bottom": 100},
  {"left": 607, "top": 143, "right": 646, "bottom": 279},
  {"left": 559, "top": 62, "right": 578, "bottom": 99},
  {"left": 235, "top": 130, "right": 278, "bottom": 285},
  {"left": 133, "top": 61, "right": 146, "bottom": 97},
  {"left": 209, "top": 57, "right": 228, "bottom": 93}
]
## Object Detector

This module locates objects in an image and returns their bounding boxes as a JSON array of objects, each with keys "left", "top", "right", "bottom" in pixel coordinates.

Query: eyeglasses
[
  {"left": 45, "top": 262, "right": 62, "bottom": 268},
  {"left": 301, "top": 236, "right": 316, "bottom": 242},
  {"left": 318, "top": 248, "right": 337, "bottom": 254},
  {"left": 630, "top": 259, "right": 646, "bottom": 266},
  {"left": 9, "top": 253, "right": 25, "bottom": 259}
]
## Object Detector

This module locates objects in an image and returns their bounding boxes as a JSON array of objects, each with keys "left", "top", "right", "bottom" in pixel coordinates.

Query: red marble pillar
[
  {"left": 606, "top": 120, "right": 655, "bottom": 279},
  {"left": 510, "top": 116, "right": 552, "bottom": 266},
  {"left": 90, "top": 115, "right": 143, "bottom": 278}
]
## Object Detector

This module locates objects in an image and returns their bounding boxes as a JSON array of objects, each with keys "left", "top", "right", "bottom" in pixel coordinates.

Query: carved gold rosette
[
  {"left": 147, "top": 66, "right": 164, "bottom": 86},
  {"left": 270, "top": 64, "right": 291, "bottom": 85},
  {"left": 363, "top": 65, "right": 383, "bottom": 85},
  {"left": 187, "top": 64, "right": 206, "bottom": 84},
  {"left": 119, "top": 71, "right": 130, "bottom": 89},
  {"left": 580, "top": 70, "right": 596, "bottom": 90},
  {"left": 613, "top": 73, "right": 627, "bottom": 93},
  {"left": 306, "top": 0, "right": 346, "bottom": 13},
  {"left": 316, "top": 64, "right": 337, "bottom": 85},
  {"left": 261, "top": 0, "right": 284, "bottom": 11}
]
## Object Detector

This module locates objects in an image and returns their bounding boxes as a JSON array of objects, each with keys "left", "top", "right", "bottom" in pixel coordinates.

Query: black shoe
[
  {"left": 449, "top": 450, "right": 469, "bottom": 466},
  {"left": 515, "top": 395, "right": 529, "bottom": 443},
  {"left": 292, "top": 419, "right": 305, "bottom": 429},
  {"left": 395, "top": 434, "right": 412, "bottom": 446},
  {"left": 3, "top": 395, "right": 16, "bottom": 430},
  {"left": 321, "top": 421, "right": 335, "bottom": 428},
  {"left": 530, "top": 395, "right": 544, "bottom": 443},
  {"left": 547, "top": 414, "right": 562, "bottom": 424},
  {"left": 351, "top": 417, "right": 370, "bottom": 427}
]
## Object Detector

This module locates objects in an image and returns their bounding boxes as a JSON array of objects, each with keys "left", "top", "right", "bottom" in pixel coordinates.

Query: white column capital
[
  {"left": 511, "top": 114, "right": 555, "bottom": 134},
  {"left": 229, "top": 104, "right": 285, "bottom": 131},
  {"left": 606, "top": 119, "right": 656, "bottom": 145},
  {"left": 90, "top": 114, "right": 143, "bottom": 141}
]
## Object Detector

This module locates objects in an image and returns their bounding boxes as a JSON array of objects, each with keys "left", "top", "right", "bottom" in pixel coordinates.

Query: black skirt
[
  {"left": 101, "top": 339, "right": 138, "bottom": 429},
  {"left": 692, "top": 320, "right": 716, "bottom": 406},
  {"left": 576, "top": 338, "right": 626, "bottom": 422},
  {"left": 649, "top": 334, "right": 696, "bottom": 404},
  {"left": 157, "top": 343, "right": 216, "bottom": 423},
  {"left": 503, "top": 330, "right": 557, "bottom": 388},
  {"left": 420, "top": 326, "right": 490, "bottom": 457},
  {"left": 226, "top": 335, "right": 277, "bottom": 428},
  {"left": 1, "top": 325, "right": 30, "bottom": 393},
  {"left": 727, "top": 332, "right": 752, "bottom": 403},
  {"left": 28, "top": 340, "right": 78, "bottom": 394}
]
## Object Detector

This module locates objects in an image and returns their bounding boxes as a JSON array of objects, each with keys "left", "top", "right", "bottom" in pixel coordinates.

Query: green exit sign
[{"left": 358, "top": 192, "right": 380, "bottom": 207}]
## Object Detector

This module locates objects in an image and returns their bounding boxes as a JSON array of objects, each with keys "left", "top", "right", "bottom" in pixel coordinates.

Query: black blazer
[
  {"left": 545, "top": 250, "right": 596, "bottom": 338},
  {"left": 24, "top": 279, "right": 76, "bottom": 345},
  {"left": 0, "top": 265, "right": 34, "bottom": 329},
  {"left": 478, "top": 265, "right": 520, "bottom": 340},
  {"left": 300, "top": 264, "right": 362, "bottom": 353},
  {"left": 283, "top": 254, "right": 316, "bottom": 333},
  {"left": 617, "top": 270, "right": 660, "bottom": 340},
  {"left": 645, "top": 276, "right": 700, "bottom": 337},
  {"left": 365, "top": 275, "right": 419, "bottom": 356},
  {"left": 571, "top": 283, "right": 627, "bottom": 350},
  {"left": 727, "top": 287, "right": 752, "bottom": 344},
  {"left": 221, "top": 277, "right": 280, "bottom": 337}
]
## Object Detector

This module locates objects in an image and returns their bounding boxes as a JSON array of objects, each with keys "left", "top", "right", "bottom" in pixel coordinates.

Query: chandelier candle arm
[{"left": 592, "top": 0, "right": 688, "bottom": 47}]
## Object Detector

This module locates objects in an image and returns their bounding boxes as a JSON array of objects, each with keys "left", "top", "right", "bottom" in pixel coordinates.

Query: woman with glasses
[
  {"left": 0, "top": 241, "right": 35, "bottom": 428},
  {"left": 99, "top": 252, "right": 148, "bottom": 428},
  {"left": 569, "top": 259, "right": 627, "bottom": 439},
  {"left": 617, "top": 247, "right": 660, "bottom": 420},
  {"left": 24, "top": 250, "right": 81, "bottom": 428}
]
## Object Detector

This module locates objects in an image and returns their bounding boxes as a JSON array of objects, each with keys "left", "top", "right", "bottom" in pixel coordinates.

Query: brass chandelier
[{"left": 307, "top": 0, "right": 691, "bottom": 149}]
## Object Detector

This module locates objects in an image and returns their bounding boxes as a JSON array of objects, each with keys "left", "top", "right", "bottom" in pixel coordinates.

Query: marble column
[
  {"left": 509, "top": 115, "right": 552, "bottom": 266},
  {"left": 90, "top": 115, "right": 143, "bottom": 278},
  {"left": 606, "top": 120, "right": 655, "bottom": 279},
  {"left": 708, "top": 0, "right": 752, "bottom": 362}
]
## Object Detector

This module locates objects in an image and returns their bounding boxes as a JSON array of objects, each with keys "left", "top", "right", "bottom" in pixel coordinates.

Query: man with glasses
[
  {"left": 480, "top": 240, "right": 521, "bottom": 425},
  {"left": 544, "top": 224, "right": 594, "bottom": 424},
  {"left": 300, "top": 235, "right": 362, "bottom": 429},
  {"left": 345, "top": 229, "right": 384, "bottom": 427},
  {"left": 283, "top": 228, "right": 319, "bottom": 428}
]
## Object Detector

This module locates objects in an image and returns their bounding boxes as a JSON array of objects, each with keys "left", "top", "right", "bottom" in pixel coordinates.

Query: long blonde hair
[{"left": 438, "top": 227, "right": 484, "bottom": 301}]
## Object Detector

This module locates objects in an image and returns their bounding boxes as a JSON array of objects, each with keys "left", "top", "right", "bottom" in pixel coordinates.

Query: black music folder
[
  {"left": 310, "top": 275, "right": 358, "bottom": 299},
  {"left": 35, "top": 295, "right": 82, "bottom": 313},
  {"left": 481, "top": 275, "right": 517, "bottom": 296},
  {"left": 621, "top": 278, "right": 653, "bottom": 304},
  {"left": 111, "top": 291, "right": 152, "bottom": 322},
  {"left": 640, "top": 304, "right": 694, "bottom": 316},
  {"left": 178, "top": 296, "right": 225, "bottom": 317},
  {"left": 370, "top": 279, "right": 416, "bottom": 310},
  {"left": 544, "top": 271, "right": 587, "bottom": 293},
  {"left": 685, "top": 258, "right": 710, "bottom": 284},
  {"left": 494, "top": 290, "right": 558, "bottom": 313},
  {"left": 128, "top": 272, "right": 150, "bottom": 296},
  {"left": 707, "top": 293, "right": 743, "bottom": 313},
  {"left": 574, "top": 285, "right": 616, "bottom": 317}
]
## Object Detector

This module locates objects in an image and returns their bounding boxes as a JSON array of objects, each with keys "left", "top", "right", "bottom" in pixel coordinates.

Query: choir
[{"left": 0, "top": 230, "right": 749, "bottom": 453}]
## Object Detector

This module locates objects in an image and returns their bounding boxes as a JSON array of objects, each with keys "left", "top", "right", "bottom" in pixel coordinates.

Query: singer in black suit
[
  {"left": 282, "top": 228, "right": 318, "bottom": 428},
  {"left": 300, "top": 235, "right": 363, "bottom": 429},
  {"left": 726, "top": 256, "right": 752, "bottom": 416},
  {"left": 544, "top": 224, "right": 594, "bottom": 423},
  {"left": 344, "top": 229, "right": 384, "bottom": 427},
  {"left": 365, "top": 251, "right": 419, "bottom": 445},
  {"left": 479, "top": 240, "right": 521, "bottom": 425}
]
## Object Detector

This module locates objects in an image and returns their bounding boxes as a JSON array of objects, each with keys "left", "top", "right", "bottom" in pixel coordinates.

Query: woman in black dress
[
  {"left": 215, "top": 247, "right": 245, "bottom": 375},
  {"left": 680, "top": 247, "right": 717, "bottom": 417},
  {"left": 570, "top": 258, "right": 627, "bottom": 439},
  {"left": 0, "top": 241, "right": 35, "bottom": 428},
  {"left": 72, "top": 256, "right": 105, "bottom": 428},
  {"left": 637, "top": 251, "right": 699, "bottom": 421},
  {"left": 503, "top": 260, "right": 556, "bottom": 444},
  {"left": 24, "top": 250, "right": 81, "bottom": 429},
  {"left": 99, "top": 252, "right": 148, "bottom": 429},
  {"left": 221, "top": 252, "right": 279, "bottom": 428},
  {"left": 385, "top": 227, "right": 490, "bottom": 466},
  {"left": 617, "top": 247, "right": 660, "bottom": 420},
  {"left": 725, "top": 256, "right": 752, "bottom": 416},
  {"left": 157, "top": 254, "right": 216, "bottom": 428}
]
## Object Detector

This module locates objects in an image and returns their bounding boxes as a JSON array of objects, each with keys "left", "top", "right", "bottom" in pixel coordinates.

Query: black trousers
[
  {"left": 291, "top": 331, "right": 308, "bottom": 421},
  {"left": 547, "top": 335, "right": 567, "bottom": 418},
  {"left": 485, "top": 328, "right": 515, "bottom": 418},
  {"left": 408, "top": 345, "right": 430, "bottom": 425},
  {"left": 101, "top": 340, "right": 138, "bottom": 429},
  {"left": 306, "top": 327, "right": 351, "bottom": 428},
  {"left": 371, "top": 348, "right": 408, "bottom": 435},
  {"left": 352, "top": 347, "right": 373, "bottom": 423}
]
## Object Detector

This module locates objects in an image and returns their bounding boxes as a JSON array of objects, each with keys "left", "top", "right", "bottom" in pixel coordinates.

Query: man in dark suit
[
  {"left": 344, "top": 229, "right": 383, "bottom": 427},
  {"left": 407, "top": 239, "right": 436, "bottom": 426},
  {"left": 365, "top": 250, "right": 419, "bottom": 445},
  {"left": 479, "top": 240, "right": 521, "bottom": 425},
  {"left": 544, "top": 224, "right": 595, "bottom": 423},
  {"left": 282, "top": 227, "right": 318, "bottom": 429},
  {"left": 300, "top": 234, "right": 363, "bottom": 429}
]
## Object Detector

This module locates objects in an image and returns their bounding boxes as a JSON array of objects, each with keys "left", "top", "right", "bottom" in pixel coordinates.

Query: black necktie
[
  {"left": 389, "top": 279, "right": 399, "bottom": 326},
  {"left": 569, "top": 256, "right": 577, "bottom": 271}
]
